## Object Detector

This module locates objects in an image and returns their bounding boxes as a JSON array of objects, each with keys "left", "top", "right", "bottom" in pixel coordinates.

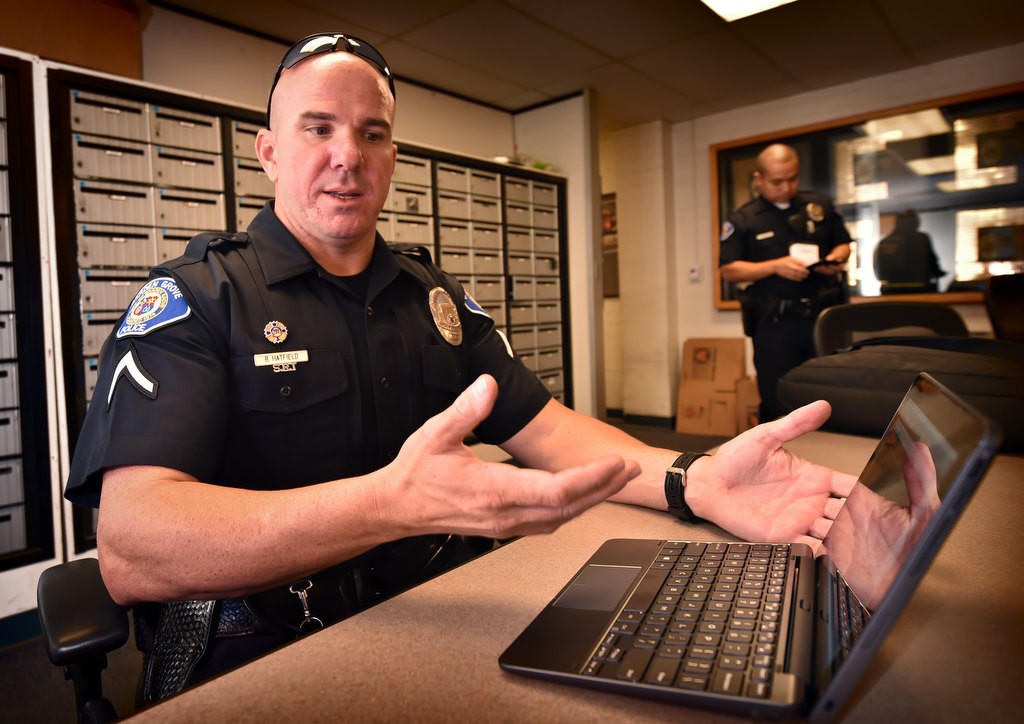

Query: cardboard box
[
  {"left": 736, "top": 376, "right": 761, "bottom": 432},
  {"left": 682, "top": 338, "right": 746, "bottom": 391},
  {"left": 675, "top": 380, "right": 737, "bottom": 436}
]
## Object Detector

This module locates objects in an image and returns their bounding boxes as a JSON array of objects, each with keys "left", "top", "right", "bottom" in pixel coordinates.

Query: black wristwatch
[{"left": 665, "top": 452, "right": 709, "bottom": 523}]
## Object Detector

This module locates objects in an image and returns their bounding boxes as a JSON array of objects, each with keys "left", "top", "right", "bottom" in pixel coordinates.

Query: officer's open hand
[
  {"left": 381, "top": 375, "right": 639, "bottom": 539},
  {"left": 686, "top": 400, "right": 857, "bottom": 551}
]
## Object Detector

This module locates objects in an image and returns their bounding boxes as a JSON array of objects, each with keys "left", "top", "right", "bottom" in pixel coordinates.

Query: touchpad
[{"left": 553, "top": 564, "right": 641, "bottom": 612}]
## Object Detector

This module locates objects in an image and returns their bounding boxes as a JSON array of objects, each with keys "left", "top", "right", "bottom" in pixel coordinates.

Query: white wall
[{"left": 605, "top": 43, "right": 1024, "bottom": 416}]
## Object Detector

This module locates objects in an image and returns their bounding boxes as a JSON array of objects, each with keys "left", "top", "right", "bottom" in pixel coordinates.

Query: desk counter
[{"left": 133, "top": 432, "right": 1024, "bottom": 722}]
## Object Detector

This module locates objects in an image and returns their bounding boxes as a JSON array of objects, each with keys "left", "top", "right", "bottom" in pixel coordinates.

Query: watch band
[{"left": 665, "top": 452, "right": 709, "bottom": 523}]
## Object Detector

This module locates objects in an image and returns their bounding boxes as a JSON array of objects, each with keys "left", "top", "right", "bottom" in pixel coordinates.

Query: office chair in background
[
  {"left": 37, "top": 557, "right": 129, "bottom": 724},
  {"left": 813, "top": 301, "right": 969, "bottom": 356},
  {"left": 984, "top": 273, "right": 1024, "bottom": 342}
]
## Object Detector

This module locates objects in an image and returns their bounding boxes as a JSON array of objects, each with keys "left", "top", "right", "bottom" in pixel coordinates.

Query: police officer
[
  {"left": 720, "top": 143, "right": 851, "bottom": 423},
  {"left": 65, "top": 36, "right": 859, "bottom": 702}
]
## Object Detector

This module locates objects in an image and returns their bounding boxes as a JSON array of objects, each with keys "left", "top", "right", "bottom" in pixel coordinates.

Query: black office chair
[
  {"left": 984, "top": 273, "right": 1024, "bottom": 342},
  {"left": 37, "top": 557, "right": 130, "bottom": 724},
  {"left": 813, "top": 301, "right": 969, "bottom": 356}
]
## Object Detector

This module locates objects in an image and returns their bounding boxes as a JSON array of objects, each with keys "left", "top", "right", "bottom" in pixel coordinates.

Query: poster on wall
[{"left": 602, "top": 193, "right": 619, "bottom": 297}]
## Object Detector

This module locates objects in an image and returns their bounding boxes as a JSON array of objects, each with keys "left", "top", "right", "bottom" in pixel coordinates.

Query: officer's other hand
[
  {"left": 773, "top": 256, "right": 811, "bottom": 281},
  {"left": 381, "top": 374, "right": 639, "bottom": 539}
]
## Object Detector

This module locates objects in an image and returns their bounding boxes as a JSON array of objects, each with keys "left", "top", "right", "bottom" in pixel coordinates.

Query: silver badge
[{"left": 428, "top": 287, "right": 462, "bottom": 346}]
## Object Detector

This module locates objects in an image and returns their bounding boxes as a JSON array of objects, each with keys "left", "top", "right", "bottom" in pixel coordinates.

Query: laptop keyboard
[{"left": 582, "top": 541, "right": 792, "bottom": 699}]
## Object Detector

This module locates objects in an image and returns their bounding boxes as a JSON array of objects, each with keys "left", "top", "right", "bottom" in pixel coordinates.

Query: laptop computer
[{"left": 499, "top": 373, "right": 1002, "bottom": 721}]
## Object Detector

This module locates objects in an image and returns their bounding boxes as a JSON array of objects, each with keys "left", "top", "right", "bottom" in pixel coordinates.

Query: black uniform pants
[{"left": 751, "top": 312, "right": 816, "bottom": 423}]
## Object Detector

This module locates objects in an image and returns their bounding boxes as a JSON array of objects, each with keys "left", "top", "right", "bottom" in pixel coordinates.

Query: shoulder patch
[
  {"left": 117, "top": 277, "right": 191, "bottom": 339},
  {"left": 463, "top": 292, "right": 491, "bottom": 319},
  {"left": 721, "top": 221, "right": 735, "bottom": 241}
]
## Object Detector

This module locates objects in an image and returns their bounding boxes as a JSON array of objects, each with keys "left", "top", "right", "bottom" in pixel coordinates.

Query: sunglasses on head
[{"left": 267, "top": 33, "right": 395, "bottom": 125}]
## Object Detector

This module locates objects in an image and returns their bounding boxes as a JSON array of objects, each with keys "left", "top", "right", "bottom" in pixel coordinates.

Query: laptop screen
[{"left": 815, "top": 373, "right": 1000, "bottom": 686}]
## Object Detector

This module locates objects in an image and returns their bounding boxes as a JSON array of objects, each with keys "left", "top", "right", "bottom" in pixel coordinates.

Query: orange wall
[{"left": 0, "top": 0, "right": 142, "bottom": 77}]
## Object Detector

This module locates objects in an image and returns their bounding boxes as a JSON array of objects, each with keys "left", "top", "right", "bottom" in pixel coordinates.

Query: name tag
[
  {"left": 756, "top": 231, "right": 775, "bottom": 240},
  {"left": 253, "top": 350, "right": 309, "bottom": 367}
]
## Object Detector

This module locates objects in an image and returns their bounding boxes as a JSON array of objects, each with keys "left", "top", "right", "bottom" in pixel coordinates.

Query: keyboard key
[
  {"left": 616, "top": 648, "right": 653, "bottom": 682},
  {"left": 719, "top": 655, "right": 747, "bottom": 670},
  {"left": 711, "top": 669, "right": 744, "bottom": 695},
  {"left": 645, "top": 658, "right": 680, "bottom": 686},
  {"left": 677, "top": 674, "right": 709, "bottom": 690}
]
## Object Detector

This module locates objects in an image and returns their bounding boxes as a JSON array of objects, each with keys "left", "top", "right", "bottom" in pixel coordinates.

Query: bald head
[{"left": 754, "top": 144, "right": 800, "bottom": 206}]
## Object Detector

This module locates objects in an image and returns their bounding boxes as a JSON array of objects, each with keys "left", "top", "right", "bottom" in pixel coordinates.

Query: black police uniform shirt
[
  {"left": 65, "top": 203, "right": 551, "bottom": 507},
  {"left": 719, "top": 190, "right": 852, "bottom": 300}
]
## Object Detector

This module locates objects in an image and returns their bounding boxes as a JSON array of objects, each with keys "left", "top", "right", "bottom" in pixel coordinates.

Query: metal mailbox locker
[
  {"left": 390, "top": 184, "right": 432, "bottom": 216},
  {"left": 0, "top": 458, "right": 23, "bottom": 506},
  {"left": 0, "top": 169, "right": 8, "bottom": 215},
  {"left": 539, "top": 370, "right": 565, "bottom": 396},
  {"left": 436, "top": 163, "right": 468, "bottom": 192},
  {"left": 0, "top": 267, "right": 13, "bottom": 311},
  {"left": 536, "top": 348, "right": 563, "bottom": 371},
  {"left": 533, "top": 230, "right": 558, "bottom": 254},
  {"left": 532, "top": 205, "right": 558, "bottom": 230},
  {"left": 510, "top": 276, "right": 535, "bottom": 302},
  {"left": 536, "top": 325, "right": 561, "bottom": 348},
  {"left": 488, "top": 301, "right": 506, "bottom": 328},
  {"left": 153, "top": 146, "right": 224, "bottom": 192},
  {"left": 0, "top": 121, "right": 8, "bottom": 165},
  {"left": 230, "top": 120, "right": 262, "bottom": 160},
  {"left": 150, "top": 105, "right": 221, "bottom": 153},
  {"left": 505, "top": 178, "right": 530, "bottom": 204},
  {"left": 81, "top": 312, "right": 121, "bottom": 356},
  {"left": 235, "top": 197, "right": 267, "bottom": 232},
  {"left": 83, "top": 357, "right": 99, "bottom": 403},
  {"left": 518, "top": 350, "right": 537, "bottom": 372},
  {"left": 75, "top": 180, "right": 154, "bottom": 227},
  {"left": 534, "top": 278, "right": 560, "bottom": 301},
  {"left": 532, "top": 182, "right": 557, "bottom": 206},
  {"left": 509, "top": 302, "right": 535, "bottom": 326},
  {"left": 534, "top": 252, "right": 559, "bottom": 276},
  {"left": 0, "top": 408, "right": 20, "bottom": 456},
  {"left": 472, "top": 249, "right": 502, "bottom": 276},
  {"left": 154, "top": 189, "right": 225, "bottom": 230},
  {"left": 470, "top": 223, "right": 501, "bottom": 250},
  {"left": 510, "top": 328, "right": 536, "bottom": 352},
  {"left": 156, "top": 227, "right": 196, "bottom": 263},
  {"left": 470, "top": 197, "right": 501, "bottom": 224},
  {"left": 392, "top": 155, "right": 431, "bottom": 187},
  {"left": 77, "top": 223, "right": 156, "bottom": 269},
  {"left": 535, "top": 302, "right": 561, "bottom": 324},
  {"left": 438, "top": 221, "right": 469, "bottom": 248},
  {"left": 234, "top": 158, "right": 274, "bottom": 198},
  {"left": 440, "top": 248, "right": 471, "bottom": 275},
  {"left": 0, "top": 313, "right": 15, "bottom": 359},
  {"left": 0, "top": 75, "right": 4, "bottom": 117},
  {"left": 71, "top": 133, "right": 152, "bottom": 184},
  {"left": 0, "top": 216, "right": 10, "bottom": 263},
  {"left": 505, "top": 202, "right": 531, "bottom": 228},
  {"left": 0, "top": 361, "right": 17, "bottom": 408},
  {"left": 0, "top": 504, "right": 26, "bottom": 555},
  {"left": 437, "top": 191, "right": 469, "bottom": 220},
  {"left": 469, "top": 170, "right": 499, "bottom": 198},
  {"left": 472, "top": 277, "right": 504, "bottom": 304},
  {"left": 392, "top": 215, "right": 433, "bottom": 245},
  {"left": 69, "top": 90, "right": 149, "bottom": 142},
  {"left": 79, "top": 269, "right": 148, "bottom": 313},
  {"left": 507, "top": 227, "right": 531, "bottom": 252},
  {"left": 508, "top": 253, "right": 533, "bottom": 276}
]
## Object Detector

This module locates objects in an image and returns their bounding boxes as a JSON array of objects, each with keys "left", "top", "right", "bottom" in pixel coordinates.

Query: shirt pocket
[
  {"left": 229, "top": 348, "right": 349, "bottom": 413},
  {"left": 421, "top": 344, "right": 468, "bottom": 396}
]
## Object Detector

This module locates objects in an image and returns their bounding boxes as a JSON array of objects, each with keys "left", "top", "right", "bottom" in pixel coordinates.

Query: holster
[{"left": 135, "top": 599, "right": 216, "bottom": 704}]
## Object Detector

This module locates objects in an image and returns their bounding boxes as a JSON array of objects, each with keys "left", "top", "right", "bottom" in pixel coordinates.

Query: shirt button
[
  {"left": 380, "top": 377, "right": 390, "bottom": 388},
  {"left": 366, "top": 306, "right": 374, "bottom": 317},
  {"left": 279, "top": 386, "right": 292, "bottom": 397}
]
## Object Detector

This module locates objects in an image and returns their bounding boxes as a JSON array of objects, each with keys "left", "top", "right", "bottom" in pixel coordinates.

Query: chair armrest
[{"left": 37, "top": 558, "right": 130, "bottom": 666}]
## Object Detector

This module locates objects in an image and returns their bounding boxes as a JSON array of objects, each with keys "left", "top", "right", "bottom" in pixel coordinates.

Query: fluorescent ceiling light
[{"left": 701, "top": 0, "right": 798, "bottom": 22}]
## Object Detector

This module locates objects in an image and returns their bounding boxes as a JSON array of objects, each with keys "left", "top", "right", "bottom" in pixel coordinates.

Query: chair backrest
[
  {"left": 814, "top": 301, "right": 969, "bottom": 356},
  {"left": 984, "top": 273, "right": 1024, "bottom": 342}
]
